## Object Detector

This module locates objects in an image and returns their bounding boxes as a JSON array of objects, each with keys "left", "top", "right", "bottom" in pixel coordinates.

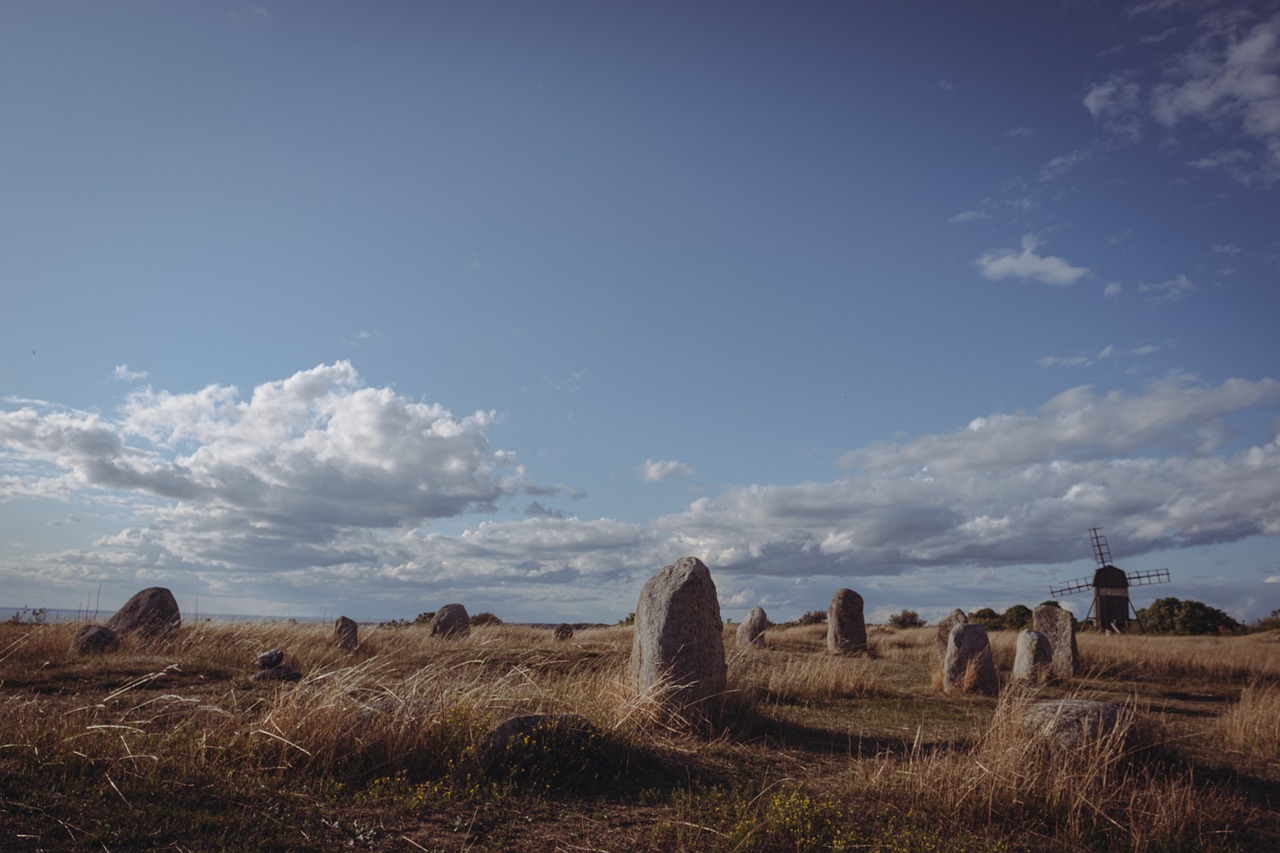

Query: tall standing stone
[
  {"left": 736, "top": 606, "right": 768, "bottom": 648},
  {"left": 106, "top": 587, "right": 181, "bottom": 641},
  {"left": 1011, "top": 629, "right": 1053, "bottom": 684},
  {"left": 335, "top": 616, "right": 359, "bottom": 651},
  {"left": 1033, "top": 604, "right": 1079, "bottom": 679},
  {"left": 430, "top": 604, "right": 470, "bottom": 639},
  {"left": 935, "top": 609, "right": 968, "bottom": 663},
  {"left": 629, "top": 557, "right": 727, "bottom": 711},
  {"left": 943, "top": 623, "right": 999, "bottom": 695},
  {"left": 826, "top": 588, "right": 867, "bottom": 653}
]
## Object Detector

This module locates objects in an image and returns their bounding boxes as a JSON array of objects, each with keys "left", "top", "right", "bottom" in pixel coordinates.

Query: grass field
[{"left": 1, "top": 618, "right": 1277, "bottom": 851}]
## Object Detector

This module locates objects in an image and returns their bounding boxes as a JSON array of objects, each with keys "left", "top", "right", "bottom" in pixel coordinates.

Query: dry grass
[{"left": 0, "top": 618, "right": 1277, "bottom": 851}]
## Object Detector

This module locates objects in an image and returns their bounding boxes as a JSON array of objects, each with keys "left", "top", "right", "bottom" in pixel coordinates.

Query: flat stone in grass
[
  {"left": 826, "top": 588, "right": 867, "bottom": 653},
  {"left": 251, "top": 665, "right": 302, "bottom": 683},
  {"left": 736, "top": 606, "right": 768, "bottom": 648},
  {"left": 70, "top": 625, "right": 119, "bottom": 655},
  {"left": 943, "top": 623, "right": 999, "bottom": 696},
  {"left": 1021, "top": 699, "right": 1123, "bottom": 748},
  {"left": 256, "top": 648, "right": 285, "bottom": 669},
  {"left": 629, "top": 556, "right": 727, "bottom": 712},
  {"left": 430, "top": 604, "right": 470, "bottom": 639}
]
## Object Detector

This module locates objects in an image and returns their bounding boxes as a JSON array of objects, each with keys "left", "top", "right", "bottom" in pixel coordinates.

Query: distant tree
[
  {"left": 797, "top": 609, "right": 828, "bottom": 626},
  {"left": 1251, "top": 608, "right": 1280, "bottom": 632},
  {"left": 967, "top": 607, "right": 1004, "bottom": 631},
  {"left": 888, "top": 609, "right": 926, "bottom": 629},
  {"left": 413, "top": 611, "right": 435, "bottom": 626},
  {"left": 1002, "top": 604, "right": 1033, "bottom": 631},
  {"left": 1038, "top": 600, "right": 1061, "bottom": 609},
  {"left": 1136, "top": 597, "right": 1241, "bottom": 635},
  {"left": 617, "top": 612, "right": 636, "bottom": 626},
  {"left": 469, "top": 612, "right": 503, "bottom": 627}
]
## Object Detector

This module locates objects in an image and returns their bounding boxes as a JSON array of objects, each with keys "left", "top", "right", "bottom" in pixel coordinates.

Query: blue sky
[{"left": 2, "top": 0, "right": 1278, "bottom": 625}]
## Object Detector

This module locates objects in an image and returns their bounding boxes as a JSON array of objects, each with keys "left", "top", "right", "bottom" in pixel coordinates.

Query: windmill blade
[
  {"left": 1125, "top": 568, "right": 1171, "bottom": 587},
  {"left": 1050, "top": 576, "right": 1094, "bottom": 597}
]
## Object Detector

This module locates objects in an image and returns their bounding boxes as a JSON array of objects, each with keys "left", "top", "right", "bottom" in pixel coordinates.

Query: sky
[{"left": 2, "top": 0, "right": 1278, "bottom": 626}]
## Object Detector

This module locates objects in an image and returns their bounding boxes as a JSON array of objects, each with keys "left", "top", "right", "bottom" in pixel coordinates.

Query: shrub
[
  {"left": 1002, "top": 604, "right": 1032, "bottom": 630},
  {"left": 469, "top": 612, "right": 503, "bottom": 627},
  {"left": 889, "top": 609, "right": 925, "bottom": 629},
  {"left": 967, "top": 607, "right": 1004, "bottom": 631},
  {"left": 1137, "top": 597, "right": 1241, "bottom": 635}
]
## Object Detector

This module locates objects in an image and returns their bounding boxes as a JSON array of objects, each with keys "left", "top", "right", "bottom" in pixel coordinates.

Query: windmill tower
[{"left": 1049, "top": 528, "right": 1171, "bottom": 632}]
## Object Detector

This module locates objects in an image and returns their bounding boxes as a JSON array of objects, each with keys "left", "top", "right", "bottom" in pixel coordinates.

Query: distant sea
[{"left": 0, "top": 607, "right": 331, "bottom": 625}]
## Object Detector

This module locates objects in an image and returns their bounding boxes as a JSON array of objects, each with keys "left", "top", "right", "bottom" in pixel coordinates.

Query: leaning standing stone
[
  {"left": 943, "top": 623, "right": 999, "bottom": 696},
  {"left": 430, "top": 604, "right": 470, "bottom": 639},
  {"left": 1033, "top": 604, "right": 1079, "bottom": 679},
  {"left": 826, "top": 588, "right": 867, "bottom": 653},
  {"left": 936, "top": 609, "right": 968, "bottom": 662},
  {"left": 70, "top": 625, "right": 119, "bottom": 655},
  {"left": 1011, "top": 629, "right": 1053, "bottom": 684},
  {"left": 335, "top": 616, "right": 359, "bottom": 651},
  {"left": 629, "top": 557, "right": 727, "bottom": 712},
  {"left": 736, "top": 606, "right": 768, "bottom": 648},
  {"left": 107, "top": 587, "right": 181, "bottom": 641}
]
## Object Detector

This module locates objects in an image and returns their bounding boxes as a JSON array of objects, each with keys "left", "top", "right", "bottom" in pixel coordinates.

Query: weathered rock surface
[
  {"left": 256, "top": 648, "right": 285, "bottom": 670},
  {"left": 1011, "top": 629, "right": 1054, "bottom": 683},
  {"left": 335, "top": 616, "right": 359, "bottom": 651},
  {"left": 553, "top": 623, "right": 574, "bottom": 641},
  {"left": 106, "top": 587, "right": 180, "bottom": 641},
  {"left": 629, "top": 557, "right": 727, "bottom": 711},
  {"left": 943, "top": 623, "right": 999, "bottom": 695},
  {"left": 1033, "top": 604, "right": 1079, "bottom": 679},
  {"left": 70, "top": 625, "right": 119, "bottom": 655},
  {"left": 430, "top": 604, "right": 470, "bottom": 639},
  {"left": 1021, "top": 699, "right": 1123, "bottom": 747},
  {"left": 826, "top": 588, "right": 867, "bottom": 653},
  {"left": 935, "top": 609, "right": 968, "bottom": 662},
  {"left": 736, "top": 606, "right": 768, "bottom": 648}
]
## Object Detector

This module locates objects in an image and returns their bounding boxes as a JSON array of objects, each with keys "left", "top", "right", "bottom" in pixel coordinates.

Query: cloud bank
[{"left": 2, "top": 366, "right": 1278, "bottom": 620}]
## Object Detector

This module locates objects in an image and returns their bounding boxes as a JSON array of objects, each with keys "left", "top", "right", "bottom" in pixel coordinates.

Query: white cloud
[
  {"left": 640, "top": 459, "right": 694, "bottom": 482},
  {"left": 1105, "top": 281, "right": 1124, "bottom": 297},
  {"left": 1006, "top": 126, "right": 1036, "bottom": 138},
  {"left": 1266, "top": 576, "right": 1280, "bottom": 583},
  {"left": 976, "top": 235, "right": 1090, "bottom": 286},
  {"left": 1138, "top": 273, "right": 1195, "bottom": 301},
  {"left": 1039, "top": 148, "right": 1094, "bottom": 183},
  {"left": 949, "top": 209, "right": 991, "bottom": 224},
  {"left": 113, "top": 365, "right": 148, "bottom": 382}
]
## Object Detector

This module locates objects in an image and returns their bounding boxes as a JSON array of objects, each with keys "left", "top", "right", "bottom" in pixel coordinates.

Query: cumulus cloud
[
  {"left": 0, "top": 362, "right": 539, "bottom": 563},
  {"left": 113, "top": 365, "right": 148, "bottom": 382},
  {"left": 640, "top": 458, "right": 694, "bottom": 482},
  {"left": 1139, "top": 273, "right": 1196, "bottom": 301},
  {"left": 977, "top": 235, "right": 1090, "bottom": 286}
]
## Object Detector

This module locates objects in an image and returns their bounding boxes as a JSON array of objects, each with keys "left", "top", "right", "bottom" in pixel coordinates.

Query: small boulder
[
  {"left": 1021, "top": 699, "right": 1123, "bottom": 748},
  {"left": 553, "top": 623, "right": 574, "bottom": 641},
  {"left": 106, "top": 587, "right": 181, "bottom": 641},
  {"left": 1033, "top": 604, "right": 1079, "bottom": 679},
  {"left": 736, "top": 606, "right": 769, "bottom": 648},
  {"left": 430, "top": 604, "right": 470, "bottom": 639},
  {"left": 935, "top": 609, "right": 968, "bottom": 663},
  {"left": 70, "top": 625, "right": 119, "bottom": 655},
  {"left": 943, "top": 623, "right": 999, "bottom": 696},
  {"left": 826, "top": 588, "right": 867, "bottom": 653},
  {"left": 256, "top": 648, "right": 285, "bottom": 670},
  {"left": 335, "top": 616, "right": 359, "bottom": 651},
  {"left": 1011, "top": 629, "right": 1053, "bottom": 684}
]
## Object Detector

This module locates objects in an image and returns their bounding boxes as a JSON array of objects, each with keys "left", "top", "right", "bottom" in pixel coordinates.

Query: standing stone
[
  {"left": 70, "top": 625, "right": 119, "bottom": 655},
  {"left": 736, "top": 606, "right": 768, "bottom": 648},
  {"left": 553, "top": 623, "right": 574, "bottom": 641},
  {"left": 430, "top": 604, "right": 470, "bottom": 639},
  {"left": 1033, "top": 604, "right": 1079, "bottom": 679},
  {"left": 335, "top": 616, "right": 359, "bottom": 651},
  {"left": 935, "top": 609, "right": 968, "bottom": 663},
  {"left": 1011, "top": 629, "right": 1053, "bottom": 684},
  {"left": 106, "top": 587, "right": 181, "bottom": 641},
  {"left": 943, "top": 623, "right": 999, "bottom": 695},
  {"left": 629, "top": 557, "right": 727, "bottom": 711},
  {"left": 826, "top": 588, "right": 867, "bottom": 653}
]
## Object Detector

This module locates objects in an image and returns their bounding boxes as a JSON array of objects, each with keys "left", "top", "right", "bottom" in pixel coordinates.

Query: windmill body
[{"left": 1050, "top": 529, "right": 1170, "bottom": 632}]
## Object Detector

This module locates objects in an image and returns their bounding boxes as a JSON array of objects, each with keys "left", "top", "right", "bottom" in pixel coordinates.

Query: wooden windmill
[{"left": 1049, "top": 528, "right": 1170, "bottom": 632}]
